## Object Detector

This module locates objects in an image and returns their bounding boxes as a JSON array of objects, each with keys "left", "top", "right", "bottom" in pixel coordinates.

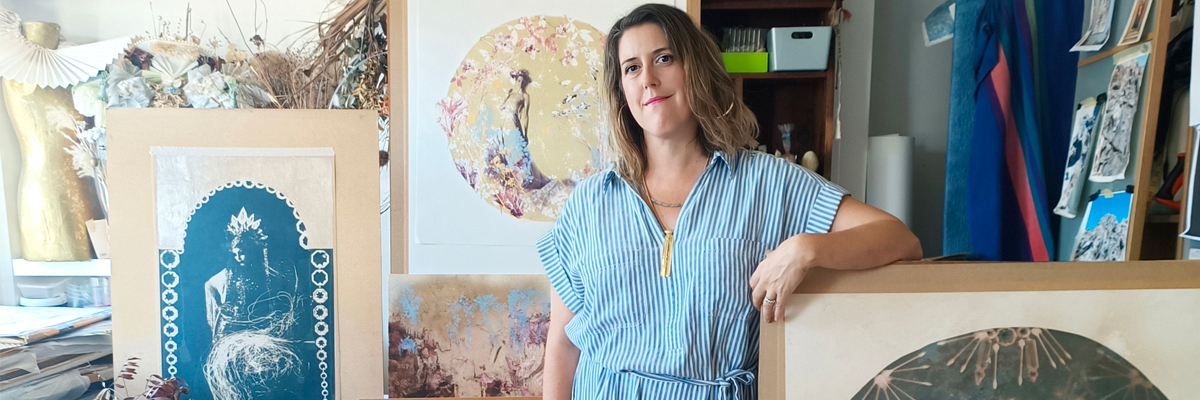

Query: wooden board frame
[
  {"left": 758, "top": 260, "right": 1200, "bottom": 399},
  {"left": 107, "top": 108, "right": 385, "bottom": 400},
  {"left": 389, "top": 0, "right": 409, "bottom": 274},
  {"left": 1126, "top": 0, "right": 1175, "bottom": 259}
]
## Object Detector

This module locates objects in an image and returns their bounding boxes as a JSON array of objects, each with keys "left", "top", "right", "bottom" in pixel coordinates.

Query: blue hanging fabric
[
  {"left": 943, "top": 0, "right": 987, "bottom": 257},
  {"left": 945, "top": 0, "right": 1081, "bottom": 260},
  {"left": 1032, "top": 0, "right": 1084, "bottom": 255}
]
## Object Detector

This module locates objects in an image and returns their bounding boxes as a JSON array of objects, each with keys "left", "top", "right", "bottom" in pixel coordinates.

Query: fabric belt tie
[{"left": 617, "top": 368, "right": 755, "bottom": 399}]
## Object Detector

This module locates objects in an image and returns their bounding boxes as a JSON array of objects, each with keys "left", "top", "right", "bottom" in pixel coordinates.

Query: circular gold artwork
[{"left": 438, "top": 16, "right": 610, "bottom": 221}]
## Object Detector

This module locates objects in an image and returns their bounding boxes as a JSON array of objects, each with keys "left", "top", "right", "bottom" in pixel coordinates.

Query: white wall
[
  {"left": 831, "top": 0, "right": 874, "bottom": 199},
  {"left": 0, "top": 0, "right": 342, "bottom": 260},
  {"left": 868, "top": 0, "right": 952, "bottom": 257},
  {"left": 0, "top": 147, "right": 14, "bottom": 305},
  {"left": 0, "top": 76, "right": 18, "bottom": 260}
]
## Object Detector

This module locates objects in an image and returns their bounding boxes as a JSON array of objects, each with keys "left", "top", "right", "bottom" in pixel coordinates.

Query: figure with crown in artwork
[{"left": 200, "top": 207, "right": 304, "bottom": 400}]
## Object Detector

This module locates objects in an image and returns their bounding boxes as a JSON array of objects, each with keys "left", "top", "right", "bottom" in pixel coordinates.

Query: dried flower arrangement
[
  {"left": 65, "top": 0, "right": 391, "bottom": 216},
  {"left": 93, "top": 358, "right": 190, "bottom": 400}
]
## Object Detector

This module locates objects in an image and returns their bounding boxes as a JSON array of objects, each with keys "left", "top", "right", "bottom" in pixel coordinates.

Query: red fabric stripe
[{"left": 990, "top": 47, "right": 1050, "bottom": 261}]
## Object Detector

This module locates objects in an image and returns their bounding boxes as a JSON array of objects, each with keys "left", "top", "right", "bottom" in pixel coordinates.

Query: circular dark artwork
[{"left": 853, "top": 327, "right": 1166, "bottom": 399}]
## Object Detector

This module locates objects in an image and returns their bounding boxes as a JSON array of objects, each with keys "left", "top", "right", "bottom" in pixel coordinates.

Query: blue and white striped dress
[{"left": 537, "top": 149, "right": 847, "bottom": 400}]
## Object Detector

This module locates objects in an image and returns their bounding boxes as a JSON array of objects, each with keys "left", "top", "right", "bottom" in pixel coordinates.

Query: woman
[{"left": 537, "top": 4, "right": 922, "bottom": 399}]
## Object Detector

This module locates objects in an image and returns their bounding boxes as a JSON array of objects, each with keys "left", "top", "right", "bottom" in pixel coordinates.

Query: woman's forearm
[
  {"left": 544, "top": 335, "right": 580, "bottom": 399},
  {"left": 544, "top": 294, "right": 579, "bottom": 400},
  {"left": 805, "top": 219, "right": 922, "bottom": 271}
]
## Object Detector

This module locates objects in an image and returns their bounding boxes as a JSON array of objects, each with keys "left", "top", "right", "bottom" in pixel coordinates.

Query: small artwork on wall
[
  {"left": 1089, "top": 45, "right": 1150, "bottom": 183},
  {"left": 1053, "top": 95, "right": 1104, "bottom": 219},
  {"left": 1072, "top": 188, "right": 1132, "bottom": 262},
  {"left": 1117, "top": 0, "right": 1154, "bottom": 46},
  {"left": 1071, "top": 0, "right": 1115, "bottom": 51},
  {"left": 388, "top": 274, "right": 551, "bottom": 397}
]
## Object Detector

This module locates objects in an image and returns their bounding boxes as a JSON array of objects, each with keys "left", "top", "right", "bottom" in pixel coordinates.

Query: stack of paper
[
  {"left": 0, "top": 307, "right": 111, "bottom": 349},
  {"left": 0, "top": 308, "right": 113, "bottom": 400}
]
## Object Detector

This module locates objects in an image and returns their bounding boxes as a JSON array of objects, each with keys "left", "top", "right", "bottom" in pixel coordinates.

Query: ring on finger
[{"left": 764, "top": 297, "right": 777, "bottom": 305}]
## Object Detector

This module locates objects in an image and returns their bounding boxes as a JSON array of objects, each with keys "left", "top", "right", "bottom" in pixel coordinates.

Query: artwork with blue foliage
[
  {"left": 154, "top": 148, "right": 335, "bottom": 400},
  {"left": 387, "top": 274, "right": 550, "bottom": 397}
]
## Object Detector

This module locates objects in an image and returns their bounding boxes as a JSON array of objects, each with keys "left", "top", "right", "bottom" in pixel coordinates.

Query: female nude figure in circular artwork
[{"left": 439, "top": 16, "right": 610, "bottom": 221}]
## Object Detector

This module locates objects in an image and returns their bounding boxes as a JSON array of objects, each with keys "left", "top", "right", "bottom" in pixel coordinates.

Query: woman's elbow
[
  {"left": 901, "top": 224, "right": 923, "bottom": 260},
  {"left": 548, "top": 332, "right": 577, "bottom": 350}
]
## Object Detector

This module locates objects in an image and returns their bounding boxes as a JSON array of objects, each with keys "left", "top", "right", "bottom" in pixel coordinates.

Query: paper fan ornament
[{"left": 0, "top": 5, "right": 131, "bottom": 88}]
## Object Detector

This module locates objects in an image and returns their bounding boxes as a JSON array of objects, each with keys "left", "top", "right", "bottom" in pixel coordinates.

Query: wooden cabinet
[{"left": 692, "top": 0, "right": 840, "bottom": 178}]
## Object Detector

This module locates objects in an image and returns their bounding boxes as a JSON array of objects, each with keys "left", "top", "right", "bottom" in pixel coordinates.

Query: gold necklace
[
  {"left": 640, "top": 174, "right": 675, "bottom": 278},
  {"left": 650, "top": 197, "right": 683, "bottom": 208},
  {"left": 640, "top": 155, "right": 711, "bottom": 278}
]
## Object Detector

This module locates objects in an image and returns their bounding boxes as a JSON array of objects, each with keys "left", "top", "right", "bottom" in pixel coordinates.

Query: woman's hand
[
  {"left": 747, "top": 197, "right": 923, "bottom": 324},
  {"left": 749, "top": 234, "right": 819, "bottom": 324}
]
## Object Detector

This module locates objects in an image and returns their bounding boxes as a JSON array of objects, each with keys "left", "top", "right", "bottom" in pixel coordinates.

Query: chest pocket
[
  {"left": 690, "top": 238, "right": 765, "bottom": 322},
  {"left": 576, "top": 246, "right": 655, "bottom": 329}
]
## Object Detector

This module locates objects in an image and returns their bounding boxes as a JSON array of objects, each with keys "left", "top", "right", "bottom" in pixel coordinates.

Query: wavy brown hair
[{"left": 604, "top": 4, "right": 758, "bottom": 183}]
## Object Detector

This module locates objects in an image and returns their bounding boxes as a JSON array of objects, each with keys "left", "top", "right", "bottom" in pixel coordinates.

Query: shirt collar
[
  {"left": 601, "top": 148, "right": 739, "bottom": 189},
  {"left": 710, "top": 148, "right": 736, "bottom": 173}
]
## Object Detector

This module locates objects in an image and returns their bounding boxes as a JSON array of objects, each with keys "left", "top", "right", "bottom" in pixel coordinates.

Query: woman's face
[{"left": 618, "top": 23, "right": 695, "bottom": 139}]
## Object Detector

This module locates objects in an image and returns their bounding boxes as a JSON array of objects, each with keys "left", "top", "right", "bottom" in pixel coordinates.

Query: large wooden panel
[
  {"left": 760, "top": 260, "right": 1200, "bottom": 399},
  {"left": 108, "top": 108, "right": 385, "bottom": 399}
]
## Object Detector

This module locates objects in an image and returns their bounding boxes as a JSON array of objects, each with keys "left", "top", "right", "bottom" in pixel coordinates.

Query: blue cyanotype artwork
[{"left": 155, "top": 148, "right": 335, "bottom": 400}]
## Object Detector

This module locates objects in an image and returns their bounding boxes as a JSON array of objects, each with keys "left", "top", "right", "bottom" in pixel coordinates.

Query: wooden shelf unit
[
  {"left": 12, "top": 258, "right": 111, "bottom": 277},
  {"left": 730, "top": 71, "right": 827, "bottom": 80},
  {"left": 695, "top": 0, "right": 839, "bottom": 178},
  {"left": 1124, "top": 0, "right": 1189, "bottom": 260}
]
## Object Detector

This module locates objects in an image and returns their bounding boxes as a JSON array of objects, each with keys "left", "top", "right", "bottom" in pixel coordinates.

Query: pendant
[{"left": 660, "top": 229, "right": 674, "bottom": 278}]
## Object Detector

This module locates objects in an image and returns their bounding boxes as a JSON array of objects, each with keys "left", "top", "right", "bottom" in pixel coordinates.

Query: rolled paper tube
[{"left": 866, "top": 135, "right": 913, "bottom": 227}]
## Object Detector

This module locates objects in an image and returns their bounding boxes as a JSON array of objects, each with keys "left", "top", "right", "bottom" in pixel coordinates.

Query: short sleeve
[
  {"left": 786, "top": 164, "right": 849, "bottom": 235},
  {"left": 537, "top": 202, "right": 586, "bottom": 315},
  {"left": 803, "top": 177, "right": 849, "bottom": 234}
]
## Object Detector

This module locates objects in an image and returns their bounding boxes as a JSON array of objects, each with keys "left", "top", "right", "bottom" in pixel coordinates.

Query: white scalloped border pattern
[
  {"left": 160, "top": 180, "right": 317, "bottom": 380},
  {"left": 179, "top": 180, "right": 310, "bottom": 249}
]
